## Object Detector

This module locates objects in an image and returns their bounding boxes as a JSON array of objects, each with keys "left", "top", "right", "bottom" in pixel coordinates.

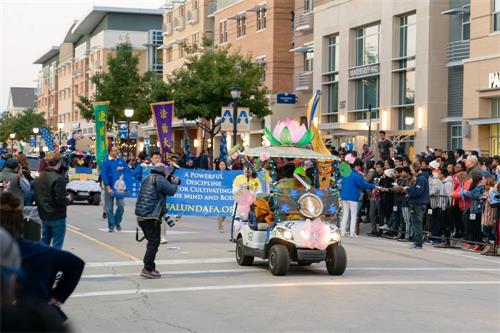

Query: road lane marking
[
  {"left": 428, "top": 249, "right": 500, "bottom": 265},
  {"left": 67, "top": 228, "right": 140, "bottom": 261},
  {"left": 71, "top": 280, "right": 500, "bottom": 298},
  {"left": 67, "top": 224, "right": 81, "bottom": 231},
  {"left": 85, "top": 258, "right": 235, "bottom": 267},
  {"left": 97, "top": 228, "right": 198, "bottom": 235},
  {"left": 80, "top": 267, "right": 500, "bottom": 279}
]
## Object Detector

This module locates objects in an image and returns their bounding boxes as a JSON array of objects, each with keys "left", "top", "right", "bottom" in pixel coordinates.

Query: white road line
[
  {"left": 97, "top": 228, "right": 197, "bottom": 235},
  {"left": 85, "top": 258, "right": 235, "bottom": 267},
  {"left": 72, "top": 280, "right": 500, "bottom": 298},
  {"left": 82, "top": 268, "right": 264, "bottom": 279},
  {"left": 427, "top": 249, "right": 500, "bottom": 265}
]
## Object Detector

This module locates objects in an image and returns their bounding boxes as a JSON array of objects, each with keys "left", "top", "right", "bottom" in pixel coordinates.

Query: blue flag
[{"left": 40, "top": 127, "right": 54, "bottom": 151}]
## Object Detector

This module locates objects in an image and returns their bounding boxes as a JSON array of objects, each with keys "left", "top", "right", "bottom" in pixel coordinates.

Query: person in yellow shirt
[{"left": 232, "top": 166, "right": 262, "bottom": 196}]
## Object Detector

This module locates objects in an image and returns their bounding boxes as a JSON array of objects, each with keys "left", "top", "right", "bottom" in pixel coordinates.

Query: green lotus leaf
[
  {"left": 280, "top": 126, "right": 293, "bottom": 145},
  {"left": 264, "top": 127, "right": 281, "bottom": 146},
  {"left": 295, "top": 129, "right": 314, "bottom": 147}
]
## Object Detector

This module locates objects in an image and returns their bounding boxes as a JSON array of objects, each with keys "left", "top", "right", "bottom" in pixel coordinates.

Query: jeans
[
  {"left": 430, "top": 208, "right": 441, "bottom": 239},
  {"left": 41, "top": 218, "right": 66, "bottom": 249},
  {"left": 138, "top": 219, "right": 161, "bottom": 271},
  {"left": 410, "top": 204, "right": 426, "bottom": 247},
  {"left": 369, "top": 198, "right": 381, "bottom": 233},
  {"left": 341, "top": 200, "right": 358, "bottom": 237},
  {"left": 104, "top": 191, "right": 124, "bottom": 230}
]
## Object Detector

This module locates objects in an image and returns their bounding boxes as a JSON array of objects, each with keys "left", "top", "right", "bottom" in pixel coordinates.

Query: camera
[{"left": 163, "top": 215, "right": 176, "bottom": 228}]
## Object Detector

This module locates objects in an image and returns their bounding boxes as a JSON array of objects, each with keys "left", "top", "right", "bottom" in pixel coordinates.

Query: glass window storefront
[
  {"left": 492, "top": 98, "right": 500, "bottom": 117},
  {"left": 398, "top": 106, "right": 414, "bottom": 130},
  {"left": 451, "top": 124, "right": 463, "bottom": 150},
  {"left": 355, "top": 24, "right": 380, "bottom": 66},
  {"left": 490, "top": 124, "right": 500, "bottom": 155}
]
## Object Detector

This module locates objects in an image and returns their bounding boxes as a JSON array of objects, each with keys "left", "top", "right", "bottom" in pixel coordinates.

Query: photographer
[{"left": 135, "top": 163, "right": 179, "bottom": 279}]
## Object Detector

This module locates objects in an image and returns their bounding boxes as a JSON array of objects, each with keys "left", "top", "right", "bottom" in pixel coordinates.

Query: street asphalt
[{"left": 62, "top": 199, "right": 500, "bottom": 333}]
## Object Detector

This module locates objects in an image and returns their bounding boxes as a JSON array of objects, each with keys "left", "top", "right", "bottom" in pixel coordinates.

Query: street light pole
[
  {"left": 230, "top": 84, "right": 241, "bottom": 147},
  {"left": 9, "top": 133, "right": 15, "bottom": 154},
  {"left": 124, "top": 108, "right": 134, "bottom": 157},
  {"left": 367, "top": 104, "right": 372, "bottom": 148},
  {"left": 57, "top": 123, "right": 64, "bottom": 147}
]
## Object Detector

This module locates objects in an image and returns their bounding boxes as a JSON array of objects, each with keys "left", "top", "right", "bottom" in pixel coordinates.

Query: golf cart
[
  {"left": 232, "top": 145, "right": 346, "bottom": 276},
  {"left": 66, "top": 166, "right": 101, "bottom": 205}
]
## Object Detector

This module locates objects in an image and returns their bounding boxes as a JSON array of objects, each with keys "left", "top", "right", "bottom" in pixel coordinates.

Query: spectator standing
[
  {"left": 367, "top": 161, "right": 384, "bottom": 236},
  {"left": 0, "top": 158, "right": 30, "bottom": 203},
  {"left": 377, "top": 131, "right": 394, "bottom": 161},
  {"left": 34, "top": 152, "right": 69, "bottom": 249},
  {"left": 38, "top": 151, "right": 48, "bottom": 172},
  {"left": 428, "top": 160, "right": 443, "bottom": 244},
  {"left": 361, "top": 144, "right": 373, "bottom": 163}
]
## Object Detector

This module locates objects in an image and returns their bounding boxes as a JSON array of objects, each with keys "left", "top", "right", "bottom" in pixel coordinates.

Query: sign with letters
[
  {"left": 166, "top": 169, "right": 240, "bottom": 217},
  {"left": 488, "top": 72, "right": 500, "bottom": 89},
  {"left": 220, "top": 106, "right": 250, "bottom": 132},
  {"left": 348, "top": 63, "right": 380, "bottom": 78},
  {"left": 276, "top": 93, "right": 297, "bottom": 104}
]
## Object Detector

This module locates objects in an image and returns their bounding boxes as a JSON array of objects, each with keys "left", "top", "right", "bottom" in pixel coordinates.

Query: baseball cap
[
  {"left": 4, "top": 158, "right": 19, "bottom": 170},
  {"left": 429, "top": 160, "right": 440, "bottom": 170}
]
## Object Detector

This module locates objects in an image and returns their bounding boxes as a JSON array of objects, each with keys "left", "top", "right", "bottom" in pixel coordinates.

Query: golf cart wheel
[
  {"left": 268, "top": 244, "right": 289, "bottom": 276},
  {"left": 92, "top": 193, "right": 101, "bottom": 206},
  {"left": 236, "top": 238, "right": 254, "bottom": 266},
  {"left": 325, "top": 244, "right": 347, "bottom": 275}
]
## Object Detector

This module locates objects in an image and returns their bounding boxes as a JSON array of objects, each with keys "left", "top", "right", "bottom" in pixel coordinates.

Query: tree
[
  {"left": 77, "top": 42, "right": 150, "bottom": 123},
  {"left": 167, "top": 39, "right": 271, "bottom": 161},
  {"left": 0, "top": 108, "right": 46, "bottom": 142}
]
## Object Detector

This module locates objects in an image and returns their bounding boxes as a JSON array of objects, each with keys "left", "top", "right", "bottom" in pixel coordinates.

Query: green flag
[{"left": 93, "top": 102, "right": 109, "bottom": 168}]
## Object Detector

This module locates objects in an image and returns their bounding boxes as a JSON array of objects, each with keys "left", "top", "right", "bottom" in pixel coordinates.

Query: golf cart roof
[{"left": 244, "top": 146, "right": 337, "bottom": 160}]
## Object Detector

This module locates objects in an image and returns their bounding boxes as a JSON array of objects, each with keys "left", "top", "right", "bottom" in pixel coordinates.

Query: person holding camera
[{"left": 135, "top": 163, "right": 179, "bottom": 279}]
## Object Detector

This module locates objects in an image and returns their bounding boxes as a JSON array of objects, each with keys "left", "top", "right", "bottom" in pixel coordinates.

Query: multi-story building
[
  {"left": 313, "top": 0, "right": 449, "bottom": 155},
  {"left": 6, "top": 87, "right": 36, "bottom": 116},
  {"left": 34, "top": 7, "right": 163, "bottom": 140},
  {"left": 213, "top": 0, "right": 295, "bottom": 149},
  {"left": 461, "top": 0, "right": 500, "bottom": 155}
]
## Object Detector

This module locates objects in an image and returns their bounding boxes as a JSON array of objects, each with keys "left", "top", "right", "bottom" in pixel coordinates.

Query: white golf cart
[
  {"left": 232, "top": 146, "right": 346, "bottom": 276},
  {"left": 66, "top": 167, "right": 101, "bottom": 205}
]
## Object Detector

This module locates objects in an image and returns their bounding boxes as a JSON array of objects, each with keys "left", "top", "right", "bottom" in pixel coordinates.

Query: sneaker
[
  {"left": 409, "top": 244, "right": 422, "bottom": 249},
  {"left": 379, "top": 224, "right": 390, "bottom": 231},
  {"left": 140, "top": 269, "right": 161, "bottom": 279},
  {"left": 108, "top": 228, "right": 114, "bottom": 232},
  {"left": 160, "top": 238, "right": 168, "bottom": 244},
  {"left": 462, "top": 242, "right": 473, "bottom": 249},
  {"left": 471, "top": 244, "right": 482, "bottom": 251},
  {"left": 116, "top": 224, "right": 122, "bottom": 231}
]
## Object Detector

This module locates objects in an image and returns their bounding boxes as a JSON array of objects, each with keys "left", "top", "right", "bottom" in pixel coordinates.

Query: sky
[{"left": 0, "top": 0, "right": 164, "bottom": 112}]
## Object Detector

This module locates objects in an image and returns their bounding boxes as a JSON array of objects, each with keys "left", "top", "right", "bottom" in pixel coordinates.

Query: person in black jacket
[
  {"left": 135, "top": 163, "right": 179, "bottom": 279},
  {"left": 33, "top": 151, "right": 70, "bottom": 249}
]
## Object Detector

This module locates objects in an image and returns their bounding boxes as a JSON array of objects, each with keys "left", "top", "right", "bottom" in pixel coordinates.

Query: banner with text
[
  {"left": 150, "top": 101, "right": 173, "bottom": 163},
  {"left": 93, "top": 101, "right": 109, "bottom": 168},
  {"left": 166, "top": 169, "right": 240, "bottom": 217}
]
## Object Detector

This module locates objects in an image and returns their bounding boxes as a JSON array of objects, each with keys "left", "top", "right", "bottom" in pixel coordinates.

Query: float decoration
[{"left": 264, "top": 117, "right": 314, "bottom": 147}]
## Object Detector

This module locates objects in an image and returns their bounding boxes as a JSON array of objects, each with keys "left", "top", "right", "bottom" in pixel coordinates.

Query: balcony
[
  {"left": 295, "top": 11, "right": 313, "bottom": 32},
  {"left": 294, "top": 72, "right": 313, "bottom": 91},
  {"left": 163, "top": 22, "right": 173, "bottom": 36},
  {"left": 174, "top": 17, "right": 185, "bottom": 31},
  {"left": 208, "top": 2, "right": 217, "bottom": 17},
  {"left": 447, "top": 40, "right": 469, "bottom": 63},
  {"left": 187, "top": 9, "right": 199, "bottom": 25}
]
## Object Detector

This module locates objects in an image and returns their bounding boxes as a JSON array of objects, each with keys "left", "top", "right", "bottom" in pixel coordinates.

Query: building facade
[
  {"left": 6, "top": 87, "right": 36, "bottom": 116},
  {"left": 34, "top": 7, "right": 163, "bottom": 142},
  {"left": 462, "top": 0, "right": 500, "bottom": 155},
  {"left": 313, "top": 0, "right": 449, "bottom": 155}
]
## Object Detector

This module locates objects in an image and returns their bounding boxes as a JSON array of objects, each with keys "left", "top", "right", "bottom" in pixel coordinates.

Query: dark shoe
[
  {"left": 116, "top": 224, "right": 122, "bottom": 231},
  {"left": 140, "top": 269, "right": 161, "bottom": 279},
  {"left": 102, "top": 212, "right": 107, "bottom": 219},
  {"left": 367, "top": 232, "right": 378, "bottom": 237},
  {"left": 398, "top": 234, "right": 406, "bottom": 240},
  {"left": 108, "top": 228, "right": 114, "bottom": 232},
  {"left": 355, "top": 222, "right": 360, "bottom": 236}
]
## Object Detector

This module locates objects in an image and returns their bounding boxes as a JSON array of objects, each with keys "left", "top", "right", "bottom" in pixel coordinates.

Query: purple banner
[{"left": 150, "top": 101, "right": 174, "bottom": 162}]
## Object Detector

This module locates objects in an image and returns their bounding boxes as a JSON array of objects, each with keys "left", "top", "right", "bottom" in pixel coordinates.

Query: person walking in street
[
  {"left": 101, "top": 146, "right": 127, "bottom": 232},
  {"left": 33, "top": 151, "right": 69, "bottom": 249},
  {"left": 135, "top": 163, "right": 179, "bottom": 279},
  {"left": 394, "top": 161, "right": 430, "bottom": 249},
  {"left": 340, "top": 158, "right": 375, "bottom": 237},
  {"left": 217, "top": 159, "right": 229, "bottom": 232}
]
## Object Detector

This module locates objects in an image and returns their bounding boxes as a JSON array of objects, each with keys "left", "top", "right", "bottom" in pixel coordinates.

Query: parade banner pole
[{"left": 93, "top": 101, "right": 109, "bottom": 168}]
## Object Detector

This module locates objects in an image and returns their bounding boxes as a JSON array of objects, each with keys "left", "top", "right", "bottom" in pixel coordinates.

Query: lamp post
[
  {"left": 230, "top": 84, "right": 241, "bottom": 147},
  {"left": 9, "top": 133, "right": 16, "bottom": 154},
  {"left": 33, "top": 127, "right": 40, "bottom": 153},
  {"left": 57, "top": 122, "right": 64, "bottom": 146},
  {"left": 124, "top": 108, "right": 134, "bottom": 156},
  {"left": 367, "top": 104, "right": 372, "bottom": 148}
]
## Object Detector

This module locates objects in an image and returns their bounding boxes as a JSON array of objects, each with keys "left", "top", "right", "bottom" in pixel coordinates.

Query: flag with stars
[
  {"left": 40, "top": 127, "right": 54, "bottom": 151},
  {"left": 219, "top": 132, "right": 228, "bottom": 161},
  {"left": 150, "top": 101, "right": 173, "bottom": 162},
  {"left": 93, "top": 101, "right": 109, "bottom": 168}
]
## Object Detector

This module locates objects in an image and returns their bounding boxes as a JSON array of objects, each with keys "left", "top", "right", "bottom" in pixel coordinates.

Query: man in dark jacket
[
  {"left": 135, "top": 163, "right": 179, "bottom": 279},
  {"left": 34, "top": 151, "right": 69, "bottom": 249},
  {"left": 394, "top": 161, "right": 430, "bottom": 248}
]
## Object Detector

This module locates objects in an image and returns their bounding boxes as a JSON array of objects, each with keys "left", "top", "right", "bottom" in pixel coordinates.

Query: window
[
  {"left": 178, "top": 41, "right": 185, "bottom": 58},
  {"left": 192, "top": 32, "right": 199, "bottom": 45},
  {"left": 166, "top": 48, "right": 173, "bottom": 62},
  {"left": 491, "top": 124, "right": 500, "bottom": 155},
  {"left": 151, "top": 30, "right": 163, "bottom": 45},
  {"left": 153, "top": 48, "right": 163, "bottom": 73},
  {"left": 304, "top": 0, "right": 313, "bottom": 12},
  {"left": 257, "top": 8, "right": 267, "bottom": 31},
  {"left": 355, "top": 24, "right": 380, "bottom": 66},
  {"left": 237, "top": 15, "right": 246, "bottom": 37},
  {"left": 325, "top": 83, "right": 339, "bottom": 123},
  {"left": 304, "top": 51, "right": 313, "bottom": 72},
  {"left": 179, "top": 5, "right": 185, "bottom": 17},
  {"left": 398, "top": 106, "right": 414, "bottom": 130},
  {"left": 354, "top": 76, "right": 379, "bottom": 120},
  {"left": 219, "top": 20, "right": 227, "bottom": 43},
  {"left": 167, "top": 12, "right": 173, "bottom": 24},
  {"left": 193, "top": 0, "right": 199, "bottom": 10},
  {"left": 451, "top": 124, "right": 463, "bottom": 150},
  {"left": 399, "top": 13, "right": 416, "bottom": 58},
  {"left": 492, "top": 98, "right": 500, "bottom": 117},
  {"left": 462, "top": 5, "right": 470, "bottom": 40},
  {"left": 323, "top": 35, "right": 339, "bottom": 123},
  {"left": 399, "top": 70, "right": 415, "bottom": 105},
  {"left": 326, "top": 35, "right": 339, "bottom": 73},
  {"left": 494, "top": 0, "right": 500, "bottom": 31}
]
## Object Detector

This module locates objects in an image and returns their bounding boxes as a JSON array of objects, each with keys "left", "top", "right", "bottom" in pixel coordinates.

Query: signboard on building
[
  {"left": 220, "top": 106, "right": 250, "bottom": 132},
  {"left": 348, "top": 64, "right": 380, "bottom": 78},
  {"left": 118, "top": 121, "right": 128, "bottom": 139},
  {"left": 488, "top": 72, "right": 500, "bottom": 89},
  {"left": 276, "top": 93, "right": 297, "bottom": 104}
]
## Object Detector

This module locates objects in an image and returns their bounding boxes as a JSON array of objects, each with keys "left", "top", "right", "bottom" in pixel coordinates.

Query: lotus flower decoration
[{"left": 263, "top": 117, "right": 314, "bottom": 147}]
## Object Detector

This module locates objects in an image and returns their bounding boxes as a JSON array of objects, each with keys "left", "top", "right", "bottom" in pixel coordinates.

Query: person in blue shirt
[
  {"left": 340, "top": 158, "right": 375, "bottom": 237},
  {"left": 101, "top": 146, "right": 127, "bottom": 232},
  {"left": 0, "top": 148, "right": 7, "bottom": 169}
]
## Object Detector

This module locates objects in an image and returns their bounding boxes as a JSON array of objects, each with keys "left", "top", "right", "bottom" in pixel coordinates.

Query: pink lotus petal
[
  {"left": 259, "top": 152, "right": 270, "bottom": 162},
  {"left": 272, "top": 120, "right": 286, "bottom": 140}
]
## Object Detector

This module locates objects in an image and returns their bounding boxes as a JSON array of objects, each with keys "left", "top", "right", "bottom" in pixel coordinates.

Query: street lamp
[
  {"left": 367, "top": 104, "right": 372, "bottom": 148},
  {"left": 57, "top": 122, "right": 64, "bottom": 146},
  {"left": 9, "top": 133, "right": 16, "bottom": 154},
  {"left": 124, "top": 108, "right": 134, "bottom": 155},
  {"left": 33, "top": 128, "right": 42, "bottom": 153},
  {"left": 230, "top": 84, "right": 241, "bottom": 147}
]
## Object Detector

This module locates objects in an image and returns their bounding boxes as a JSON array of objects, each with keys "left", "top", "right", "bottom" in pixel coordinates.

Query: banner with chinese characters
[
  {"left": 150, "top": 101, "right": 173, "bottom": 162},
  {"left": 93, "top": 101, "right": 109, "bottom": 168}
]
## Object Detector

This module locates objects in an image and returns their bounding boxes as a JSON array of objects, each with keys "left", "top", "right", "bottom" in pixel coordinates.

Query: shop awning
[
  {"left": 467, "top": 117, "right": 500, "bottom": 125},
  {"left": 440, "top": 116, "right": 463, "bottom": 123}
]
